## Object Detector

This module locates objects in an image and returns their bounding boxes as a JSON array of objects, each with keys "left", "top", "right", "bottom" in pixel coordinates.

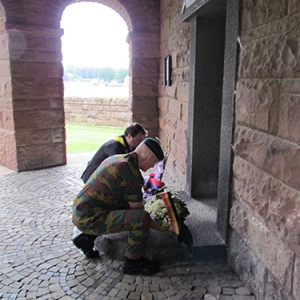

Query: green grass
[{"left": 66, "top": 122, "right": 124, "bottom": 154}]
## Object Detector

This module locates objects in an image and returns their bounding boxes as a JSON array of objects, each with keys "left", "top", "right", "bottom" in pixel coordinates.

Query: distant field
[
  {"left": 64, "top": 82, "right": 129, "bottom": 98},
  {"left": 66, "top": 122, "right": 123, "bottom": 154}
]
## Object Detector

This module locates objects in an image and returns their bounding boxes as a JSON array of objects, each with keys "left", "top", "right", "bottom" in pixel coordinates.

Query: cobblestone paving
[{"left": 0, "top": 164, "right": 256, "bottom": 299}]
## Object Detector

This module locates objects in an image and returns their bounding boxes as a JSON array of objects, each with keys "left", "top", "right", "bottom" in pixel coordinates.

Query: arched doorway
[{"left": 0, "top": 0, "right": 160, "bottom": 171}]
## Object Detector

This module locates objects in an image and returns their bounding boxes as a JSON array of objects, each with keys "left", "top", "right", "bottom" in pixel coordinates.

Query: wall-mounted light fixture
[{"left": 164, "top": 55, "right": 172, "bottom": 86}]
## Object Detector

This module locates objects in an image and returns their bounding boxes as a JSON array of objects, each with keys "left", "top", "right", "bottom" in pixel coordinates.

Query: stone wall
[
  {"left": 0, "top": 3, "right": 17, "bottom": 170},
  {"left": 228, "top": 1, "right": 300, "bottom": 299},
  {"left": 159, "top": 0, "right": 190, "bottom": 189},
  {"left": 64, "top": 96, "right": 130, "bottom": 127}
]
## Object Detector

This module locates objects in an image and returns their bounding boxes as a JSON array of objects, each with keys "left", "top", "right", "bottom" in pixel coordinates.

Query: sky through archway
[{"left": 60, "top": 2, "right": 129, "bottom": 69}]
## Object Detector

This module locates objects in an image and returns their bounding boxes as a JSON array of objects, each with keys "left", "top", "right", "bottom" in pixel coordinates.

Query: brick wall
[{"left": 64, "top": 96, "right": 130, "bottom": 127}]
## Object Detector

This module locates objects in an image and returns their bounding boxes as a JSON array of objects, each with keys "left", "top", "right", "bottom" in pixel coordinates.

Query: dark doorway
[
  {"left": 183, "top": 0, "right": 240, "bottom": 242},
  {"left": 186, "top": 16, "right": 225, "bottom": 199}
]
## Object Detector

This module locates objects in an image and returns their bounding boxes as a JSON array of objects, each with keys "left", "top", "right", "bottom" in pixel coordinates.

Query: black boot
[
  {"left": 73, "top": 233, "right": 99, "bottom": 259},
  {"left": 123, "top": 257, "right": 160, "bottom": 275}
]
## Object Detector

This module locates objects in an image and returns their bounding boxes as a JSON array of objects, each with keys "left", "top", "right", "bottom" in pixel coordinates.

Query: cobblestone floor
[{"left": 0, "top": 164, "right": 256, "bottom": 299}]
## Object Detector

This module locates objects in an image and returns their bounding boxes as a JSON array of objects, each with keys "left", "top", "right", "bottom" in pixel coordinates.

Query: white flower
[{"left": 144, "top": 188, "right": 190, "bottom": 232}]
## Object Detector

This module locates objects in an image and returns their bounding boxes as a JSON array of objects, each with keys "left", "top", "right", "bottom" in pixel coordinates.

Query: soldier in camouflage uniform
[{"left": 72, "top": 138, "right": 168, "bottom": 275}]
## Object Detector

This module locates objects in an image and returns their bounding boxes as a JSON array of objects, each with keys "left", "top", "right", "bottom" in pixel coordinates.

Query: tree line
[{"left": 64, "top": 65, "right": 128, "bottom": 83}]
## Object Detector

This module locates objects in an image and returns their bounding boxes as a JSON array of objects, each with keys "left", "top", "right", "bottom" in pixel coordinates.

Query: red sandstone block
[
  {"left": 241, "top": 0, "right": 287, "bottom": 31},
  {"left": 1, "top": 143, "right": 17, "bottom": 170},
  {"left": 267, "top": 178, "right": 300, "bottom": 256},
  {"left": 14, "top": 109, "right": 39, "bottom": 130},
  {"left": 23, "top": 7, "right": 43, "bottom": 26},
  {"left": 26, "top": 62, "right": 48, "bottom": 77},
  {"left": 232, "top": 200, "right": 295, "bottom": 291},
  {"left": 0, "top": 99, "right": 13, "bottom": 110},
  {"left": 0, "top": 32, "right": 8, "bottom": 49},
  {"left": 39, "top": 109, "right": 64, "bottom": 129},
  {"left": 12, "top": 99, "right": 29, "bottom": 111},
  {"left": 49, "top": 98, "right": 64, "bottom": 109},
  {"left": 293, "top": 256, "right": 300, "bottom": 300},
  {"left": 131, "top": 58, "right": 159, "bottom": 77},
  {"left": 157, "top": 96, "right": 168, "bottom": 113},
  {"left": 176, "top": 82, "right": 189, "bottom": 103},
  {"left": 131, "top": 77, "right": 158, "bottom": 96},
  {"left": 1, "top": 129, "right": 16, "bottom": 145},
  {"left": 36, "top": 50, "right": 62, "bottom": 62},
  {"left": 46, "top": 37, "right": 62, "bottom": 51},
  {"left": 8, "top": 30, "right": 26, "bottom": 49},
  {"left": 37, "top": 78, "right": 63, "bottom": 97},
  {"left": 233, "top": 126, "right": 300, "bottom": 190},
  {"left": 169, "top": 138, "right": 186, "bottom": 167},
  {"left": 236, "top": 79, "right": 280, "bottom": 135},
  {"left": 166, "top": 114, "right": 177, "bottom": 129},
  {"left": 181, "top": 102, "right": 188, "bottom": 123},
  {"left": 233, "top": 156, "right": 270, "bottom": 221},
  {"left": 288, "top": 0, "right": 300, "bottom": 14},
  {"left": 281, "top": 78, "right": 300, "bottom": 94},
  {"left": 168, "top": 99, "right": 181, "bottom": 119},
  {"left": 1, "top": 110, "right": 14, "bottom": 130},
  {"left": 15, "top": 130, "right": 29, "bottom": 146},
  {"left": 9, "top": 49, "right": 36, "bottom": 61},
  {"left": 48, "top": 62, "right": 63, "bottom": 77},
  {"left": 131, "top": 41, "right": 160, "bottom": 58},
  {"left": 0, "top": 49, "right": 9, "bottom": 60},
  {"left": 10, "top": 61, "right": 26, "bottom": 76},
  {"left": 12, "top": 77, "right": 38, "bottom": 98},
  {"left": 0, "top": 60, "right": 11, "bottom": 76},
  {"left": 26, "top": 36, "right": 47, "bottom": 50},
  {"left": 166, "top": 84, "right": 176, "bottom": 98},
  {"left": 239, "top": 31, "right": 300, "bottom": 79},
  {"left": 0, "top": 77, "right": 12, "bottom": 98},
  {"left": 131, "top": 96, "right": 158, "bottom": 114},
  {"left": 29, "top": 129, "right": 51, "bottom": 144},
  {"left": 27, "top": 98, "right": 50, "bottom": 109},
  {"left": 17, "top": 145, "right": 42, "bottom": 171},
  {"left": 161, "top": 16, "right": 170, "bottom": 41},
  {"left": 278, "top": 95, "right": 300, "bottom": 144}
]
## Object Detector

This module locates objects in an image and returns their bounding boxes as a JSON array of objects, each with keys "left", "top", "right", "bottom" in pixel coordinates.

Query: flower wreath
[{"left": 143, "top": 153, "right": 193, "bottom": 254}]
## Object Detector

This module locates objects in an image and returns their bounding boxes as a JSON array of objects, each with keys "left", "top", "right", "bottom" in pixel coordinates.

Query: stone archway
[{"left": 0, "top": 0, "right": 160, "bottom": 171}]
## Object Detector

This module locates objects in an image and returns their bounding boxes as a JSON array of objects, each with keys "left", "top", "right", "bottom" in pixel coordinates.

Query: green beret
[{"left": 143, "top": 138, "right": 164, "bottom": 161}]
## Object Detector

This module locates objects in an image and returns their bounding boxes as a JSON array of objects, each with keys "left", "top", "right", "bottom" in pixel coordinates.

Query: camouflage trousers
[{"left": 77, "top": 210, "right": 151, "bottom": 260}]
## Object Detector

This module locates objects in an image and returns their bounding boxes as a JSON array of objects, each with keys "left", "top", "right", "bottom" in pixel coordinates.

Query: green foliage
[
  {"left": 66, "top": 122, "right": 124, "bottom": 154},
  {"left": 63, "top": 65, "right": 128, "bottom": 83},
  {"left": 115, "top": 68, "right": 128, "bottom": 83},
  {"left": 98, "top": 67, "right": 115, "bottom": 82}
]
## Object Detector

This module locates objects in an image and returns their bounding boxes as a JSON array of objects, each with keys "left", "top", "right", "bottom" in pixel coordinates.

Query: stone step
[{"left": 95, "top": 191, "right": 227, "bottom": 265}]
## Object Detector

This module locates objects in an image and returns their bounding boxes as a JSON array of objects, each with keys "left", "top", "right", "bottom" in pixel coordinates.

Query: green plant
[{"left": 66, "top": 122, "right": 124, "bottom": 154}]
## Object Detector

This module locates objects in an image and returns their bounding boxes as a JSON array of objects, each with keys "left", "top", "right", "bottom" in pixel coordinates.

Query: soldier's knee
[
  {"left": 141, "top": 211, "right": 151, "bottom": 229},
  {"left": 130, "top": 210, "right": 151, "bottom": 229}
]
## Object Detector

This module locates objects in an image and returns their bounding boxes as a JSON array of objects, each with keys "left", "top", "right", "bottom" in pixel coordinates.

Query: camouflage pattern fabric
[{"left": 73, "top": 152, "right": 150, "bottom": 259}]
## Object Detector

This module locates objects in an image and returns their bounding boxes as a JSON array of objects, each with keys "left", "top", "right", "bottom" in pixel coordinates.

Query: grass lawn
[{"left": 66, "top": 122, "right": 124, "bottom": 154}]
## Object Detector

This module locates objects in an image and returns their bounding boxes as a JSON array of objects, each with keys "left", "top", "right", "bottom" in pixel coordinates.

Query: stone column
[
  {"left": 127, "top": 31, "right": 160, "bottom": 137},
  {"left": 7, "top": 24, "right": 66, "bottom": 171},
  {"left": 0, "top": 28, "right": 16, "bottom": 170}
]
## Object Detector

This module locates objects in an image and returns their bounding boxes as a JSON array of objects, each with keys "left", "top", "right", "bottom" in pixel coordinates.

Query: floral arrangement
[
  {"left": 143, "top": 151, "right": 193, "bottom": 253},
  {"left": 144, "top": 189, "right": 189, "bottom": 233}
]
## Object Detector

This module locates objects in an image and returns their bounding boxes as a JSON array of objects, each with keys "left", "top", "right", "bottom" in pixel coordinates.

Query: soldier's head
[{"left": 135, "top": 138, "right": 164, "bottom": 172}]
